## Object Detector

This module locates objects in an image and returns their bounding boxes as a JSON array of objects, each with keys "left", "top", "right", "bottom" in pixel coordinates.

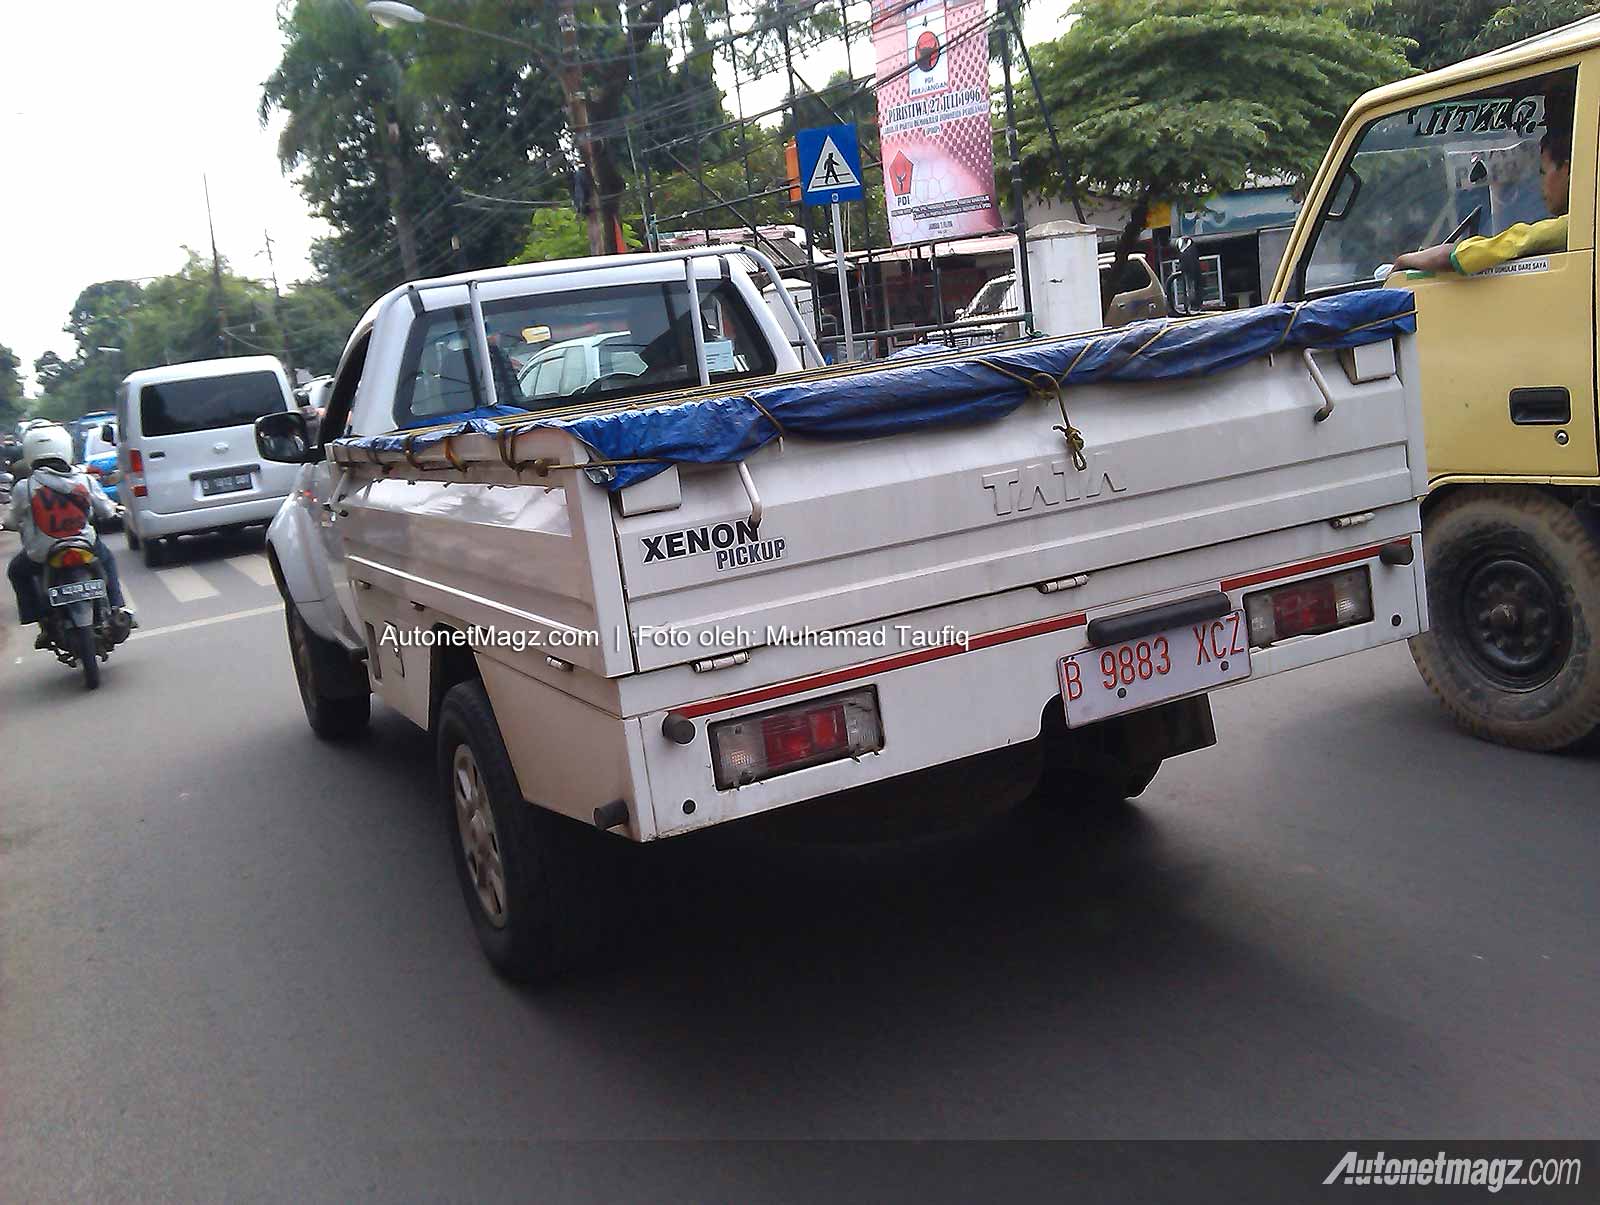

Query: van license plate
[
  {"left": 1061, "top": 609, "right": 1252, "bottom": 728},
  {"left": 200, "top": 472, "right": 251, "bottom": 496},
  {"left": 48, "top": 579, "right": 107, "bottom": 606}
]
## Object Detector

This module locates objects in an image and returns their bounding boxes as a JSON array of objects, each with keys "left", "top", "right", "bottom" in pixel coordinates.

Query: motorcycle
[{"left": 38, "top": 536, "right": 128, "bottom": 689}]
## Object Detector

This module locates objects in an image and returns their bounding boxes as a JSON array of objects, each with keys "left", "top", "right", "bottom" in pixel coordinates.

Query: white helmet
[{"left": 21, "top": 423, "right": 74, "bottom": 471}]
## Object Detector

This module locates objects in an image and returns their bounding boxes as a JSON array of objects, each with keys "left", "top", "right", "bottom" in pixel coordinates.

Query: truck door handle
[{"left": 1510, "top": 387, "right": 1570, "bottom": 425}]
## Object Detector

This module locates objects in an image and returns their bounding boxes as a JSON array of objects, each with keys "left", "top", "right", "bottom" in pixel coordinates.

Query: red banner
[{"left": 872, "top": 0, "right": 1003, "bottom": 245}]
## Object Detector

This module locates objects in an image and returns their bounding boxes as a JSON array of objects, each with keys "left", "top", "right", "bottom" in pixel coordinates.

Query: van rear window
[{"left": 139, "top": 372, "right": 285, "bottom": 437}]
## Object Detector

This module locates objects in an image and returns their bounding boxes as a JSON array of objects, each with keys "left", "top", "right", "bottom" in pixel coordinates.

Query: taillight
[
  {"left": 48, "top": 547, "right": 93, "bottom": 568},
  {"left": 709, "top": 688, "right": 884, "bottom": 789},
  {"left": 1245, "top": 568, "right": 1373, "bottom": 648},
  {"left": 127, "top": 449, "right": 147, "bottom": 496}
]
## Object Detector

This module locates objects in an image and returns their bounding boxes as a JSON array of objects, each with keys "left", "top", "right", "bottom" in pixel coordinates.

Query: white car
[{"left": 116, "top": 355, "right": 301, "bottom": 566}]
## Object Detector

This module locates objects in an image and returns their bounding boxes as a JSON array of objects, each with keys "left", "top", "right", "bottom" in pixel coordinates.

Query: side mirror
[
  {"left": 0, "top": 444, "right": 21, "bottom": 466},
  {"left": 100, "top": 423, "right": 116, "bottom": 445},
  {"left": 1374, "top": 263, "right": 1395, "bottom": 282},
  {"left": 255, "top": 410, "right": 313, "bottom": 464}
]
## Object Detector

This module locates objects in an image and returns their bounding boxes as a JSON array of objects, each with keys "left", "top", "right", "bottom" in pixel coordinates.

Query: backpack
[{"left": 29, "top": 479, "right": 92, "bottom": 540}]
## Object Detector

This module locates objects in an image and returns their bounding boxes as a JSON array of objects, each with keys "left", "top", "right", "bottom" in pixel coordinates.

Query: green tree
[
  {"left": 1356, "top": 0, "right": 1599, "bottom": 70},
  {"left": 509, "top": 209, "right": 599, "bottom": 265},
  {"left": 0, "top": 343, "right": 24, "bottom": 426},
  {"left": 275, "top": 282, "right": 359, "bottom": 376},
  {"left": 263, "top": 0, "right": 833, "bottom": 287},
  {"left": 1017, "top": 0, "right": 1412, "bottom": 267},
  {"left": 1470, "top": 1, "right": 1600, "bottom": 54}
]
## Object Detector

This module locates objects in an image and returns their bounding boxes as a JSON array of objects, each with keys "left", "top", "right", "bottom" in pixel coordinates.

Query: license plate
[
  {"left": 200, "top": 472, "right": 252, "bottom": 496},
  {"left": 1061, "top": 609, "right": 1252, "bottom": 728},
  {"left": 48, "top": 578, "right": 107, "bottom": 606}
]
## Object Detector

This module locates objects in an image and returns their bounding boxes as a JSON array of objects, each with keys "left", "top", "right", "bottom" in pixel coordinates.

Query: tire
[
  {"left": 1040, "top": 752, "right": 1162, "bottom": 809},
  {"left": 1410, "top": 487, "right": 1600, "bottom": 751},
  {"left": 437, "top": 680, "right": 608, "bottom": 984},
  {"left": 125, "top": 524, "right": 140, "bottom": 552},
  {"left": 142, "top": 536, "right": 164, "bottom": 568},
  {"left": 1036, "top": 705, "right": 1162, "bottom": 809},
  {"left": 285, "top": 603, "right": 370, "bottom": 740},
  {"left": 74, "top": 625, "right": 100, "bottom": 691}
]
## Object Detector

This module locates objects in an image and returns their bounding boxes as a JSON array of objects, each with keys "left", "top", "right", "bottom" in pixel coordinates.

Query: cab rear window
[{"left": 139, "top": 372, "right": 286, "bottom": 437}]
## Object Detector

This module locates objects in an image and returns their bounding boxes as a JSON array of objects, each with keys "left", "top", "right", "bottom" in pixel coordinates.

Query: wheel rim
[
  {"left": 1458, "top": 552, "right": 1571, "bottom": 690},
  {"left": 452, "top": 743, "right": 508, "bottom": 928}
]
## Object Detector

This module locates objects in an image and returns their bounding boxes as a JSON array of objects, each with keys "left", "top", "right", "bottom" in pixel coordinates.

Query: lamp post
[{"left": 364, "top": 0, "right": 610, "bottom": 256}]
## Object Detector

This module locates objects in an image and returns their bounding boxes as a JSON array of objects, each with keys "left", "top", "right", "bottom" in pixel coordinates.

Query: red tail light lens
[
  {"left": 128, "top": 450, "right": 143, "bottom": 474},
  {"left": 48, "top": 547, "right": 94, "bottom": 568},
  {"left": 710, "top": 688, "right": 883, "bottom": 789},
  {"left": 1245, "top": 568, "right": 1373, "bottom": 648}
]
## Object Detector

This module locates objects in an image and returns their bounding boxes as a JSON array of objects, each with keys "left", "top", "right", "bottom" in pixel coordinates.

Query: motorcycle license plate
[
  {"left": 200, "top": 471, "right": 252, "bottom": 496},
  {"left": 1060, "top": 610, "right": 1252, "bottom": 728},
  {"left": 48, "top": 578, "right": 107, "bottom": 606}
]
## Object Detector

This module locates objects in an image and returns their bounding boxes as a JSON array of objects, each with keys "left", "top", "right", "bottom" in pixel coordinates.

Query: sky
[{"left": 2, "top": 0, "right": 1071, "bottom": 397}]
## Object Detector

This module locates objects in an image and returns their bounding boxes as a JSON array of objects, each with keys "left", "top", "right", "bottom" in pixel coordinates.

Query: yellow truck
[{"left": 1268, "top": 16, "right": 1600, "bottom": 751}]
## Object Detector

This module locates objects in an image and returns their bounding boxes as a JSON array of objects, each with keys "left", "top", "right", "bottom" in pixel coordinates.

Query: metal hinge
[
  {"left": 692, "top": 651, "right": 750, "bottom": 673},
  {"left": 1037, "top": 573, "right": 1091, "bottom": 594}
]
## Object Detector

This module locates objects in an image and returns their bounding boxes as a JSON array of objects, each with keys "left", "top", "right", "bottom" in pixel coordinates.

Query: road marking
[
  {"left": 229, "top": 553, "right": 276, "bottom": 587},
  {"left": 152, "top": 565, "right": 220, "bottom": 603},
  {"left": 130, "top": 603, "right": 281, "bottom": 641}
]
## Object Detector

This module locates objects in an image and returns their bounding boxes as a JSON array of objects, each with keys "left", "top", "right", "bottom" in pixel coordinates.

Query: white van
[{"left": 116, "top": 356, "right": 300, "bottom": 566}]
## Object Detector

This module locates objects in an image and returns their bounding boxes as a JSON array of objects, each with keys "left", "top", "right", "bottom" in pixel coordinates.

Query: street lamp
[
  {"left": 365, "top": 2, "right": 423, "bottom": 29},
  {"left": 364, "top": 2, "right": 552, "bottom": 61}
]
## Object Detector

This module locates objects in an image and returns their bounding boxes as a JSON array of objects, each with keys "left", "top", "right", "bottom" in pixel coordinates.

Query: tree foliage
[
  {"left": 1016, "top": 0, "right": 1412, "bottom": 261},
  {"left": 0, "top": 343, "right": 25, "bottom": 425},
  {"left": 1355, "top": 0, "right": 1600, "bottom": 70},
  {"left": 262, "top": 0, "right": 837, "bottom": 292},
  {"left": 28, "top": 259, "right": 356, "bottom": 422}
]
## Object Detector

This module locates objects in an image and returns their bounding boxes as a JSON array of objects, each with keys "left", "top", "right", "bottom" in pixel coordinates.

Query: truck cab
[{"left": 1270, "top": 16, "right": 1600, "bottom": 750}]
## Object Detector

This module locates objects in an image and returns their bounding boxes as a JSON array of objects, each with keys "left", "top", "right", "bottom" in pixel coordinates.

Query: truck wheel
[
  {"left": 1410, "top": 487, "right": 1600, "bottom": 751},
  {"left": 286, "top": 603, "right": 370, "bottom": 740},
  {"left": 142, "top": 537, "right": 164, "bottom": 568},
  {"left": 437, "top": 681, "right": 600, "bottom": 984},
  {"left": 125, "top": 524, "right": 141, "bottom": 552},
  {"left": 1036, "top": 708, "right": 1162, "bottom": 809},
  {"left": 1041, "top": 753, "right": 1162, "bottom": 808}
]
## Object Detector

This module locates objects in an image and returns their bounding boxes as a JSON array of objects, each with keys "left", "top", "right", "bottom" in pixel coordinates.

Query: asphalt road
[{"left": 2, "top": 527, "right": 1597, "bottom": 1197}]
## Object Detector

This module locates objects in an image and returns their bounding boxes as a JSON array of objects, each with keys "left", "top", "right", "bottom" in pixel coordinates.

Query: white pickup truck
[{"left": 256, "top": 245, "right": 1427, "bottom": 982}]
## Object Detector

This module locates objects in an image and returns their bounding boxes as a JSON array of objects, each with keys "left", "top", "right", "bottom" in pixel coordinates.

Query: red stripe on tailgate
[
  {"left": 1220, "top": 541, "right": 1402, "bottom": 592},
  {"left": 672, "top": 610, "right": 1089, "bottom": 719}
]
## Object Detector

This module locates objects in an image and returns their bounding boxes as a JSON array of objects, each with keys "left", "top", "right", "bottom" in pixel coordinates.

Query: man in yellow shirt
[{"left": 1392, "top": 128, "right": 1570, "bottom": 275}]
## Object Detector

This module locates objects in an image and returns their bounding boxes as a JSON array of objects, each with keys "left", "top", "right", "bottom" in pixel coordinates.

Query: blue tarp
[{"left": 340, "top": 289, "right": 1415, "bottom": 493}]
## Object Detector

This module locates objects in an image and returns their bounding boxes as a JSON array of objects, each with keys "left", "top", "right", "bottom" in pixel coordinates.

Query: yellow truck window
[{"left": 1300, "top": 68, "right": 1576, "bottom": 296}]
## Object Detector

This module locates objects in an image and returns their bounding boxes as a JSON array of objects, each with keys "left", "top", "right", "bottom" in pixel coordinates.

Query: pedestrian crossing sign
[{"left": 797, "top": 124, "right": 865, "bottom": 206}]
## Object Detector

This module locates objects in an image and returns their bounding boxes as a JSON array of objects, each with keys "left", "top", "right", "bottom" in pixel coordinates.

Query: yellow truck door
[{"left": 1281, "top": 62, "right": 1596, "bottom": 485}]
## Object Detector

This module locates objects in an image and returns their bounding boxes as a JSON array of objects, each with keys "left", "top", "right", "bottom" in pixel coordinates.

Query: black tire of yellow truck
[{"left": 1410, "top": 487, "right": 1600, "bottom": 751}]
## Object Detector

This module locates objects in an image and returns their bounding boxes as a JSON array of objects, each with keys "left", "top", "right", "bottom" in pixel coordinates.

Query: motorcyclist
[{"left": 4, "top": 423, "right": 136, "bottom": 649}]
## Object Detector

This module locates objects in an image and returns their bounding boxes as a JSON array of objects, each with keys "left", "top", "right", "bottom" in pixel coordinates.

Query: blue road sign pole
[{"left": 831, "top": 201, "right": 855, "bottom": 361}]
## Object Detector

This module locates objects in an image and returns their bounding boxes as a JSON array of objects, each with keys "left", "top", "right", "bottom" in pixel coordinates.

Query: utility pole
[
  {"left": 998, "top": 8, "right": 1035, "bottom": 332},
  {"left": 558, "top": 0, "right": 607, "bottom": 255},
  {"left": 263, "top": 229, "right": 293, "bottom": 379},
  {"left": 204, "top": 174, "right": 228, "bottom": 355}
]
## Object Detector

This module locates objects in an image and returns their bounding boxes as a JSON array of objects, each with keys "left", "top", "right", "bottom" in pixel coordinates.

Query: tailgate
[{"left": 616, "top": 340, "right": 1423, "bottom": 672}]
